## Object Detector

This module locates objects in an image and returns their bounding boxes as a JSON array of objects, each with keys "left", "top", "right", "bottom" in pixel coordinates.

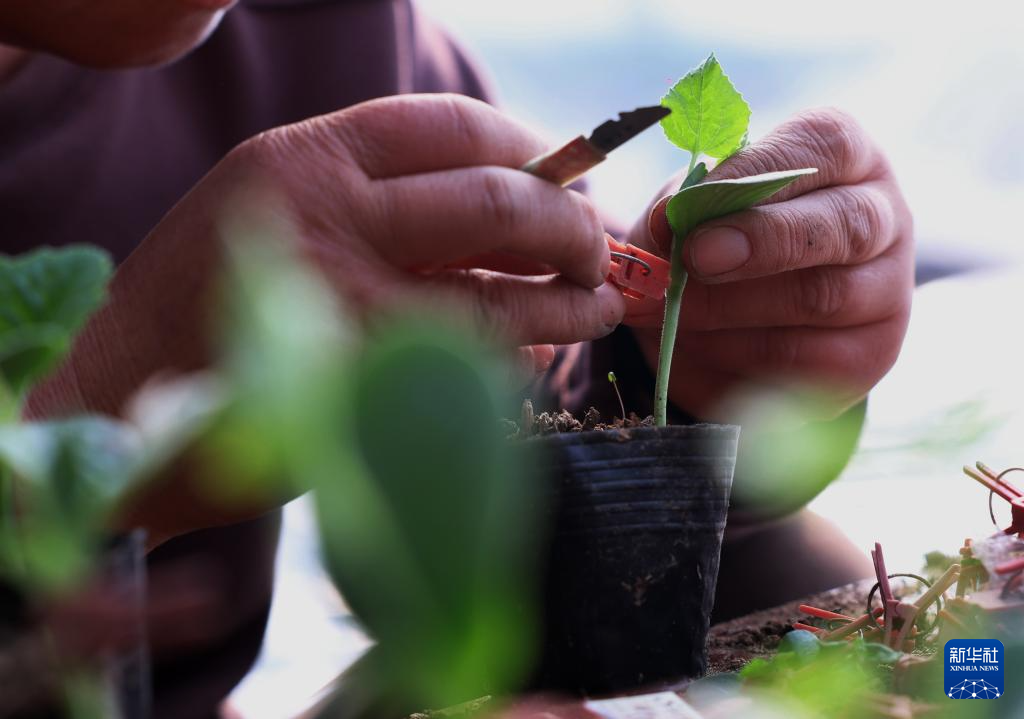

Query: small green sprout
[{"left": 607, "top": 371, "right": 626, "bottom": 421}]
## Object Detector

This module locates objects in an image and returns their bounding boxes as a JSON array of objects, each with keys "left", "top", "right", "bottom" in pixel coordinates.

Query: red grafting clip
[
  {"left": 995, "top": 556, "right": 1024, "bottom": 575},
  {"left": 964, "top": 462, "right": 1024, "bottom": 537},
  {"left": 799, "top": 605, "right": 854, "bottom": 622},
  {"left": 792, "top": 622, "right": 823, "bottom": 633},
  {"left": 606, "top": 238, "right": 671, "bottom": 300},
  {"left": 871, "top": 543, "right": 960, "bottom": 650},
  {"left": 871, "top": 542, "right": 900, "bottom": 647}
]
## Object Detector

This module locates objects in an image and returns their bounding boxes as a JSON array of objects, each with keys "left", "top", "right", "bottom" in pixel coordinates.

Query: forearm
[{"left": 20, "top": 169, "right": 245, "bottom": 550}]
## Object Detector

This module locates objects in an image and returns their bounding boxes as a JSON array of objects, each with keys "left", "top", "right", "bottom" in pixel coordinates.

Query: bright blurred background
[
  {"left": 232, "top": 3, "right": 1024, "bottom": 715},
  {"left": 417, "top": 0, "right": 1024, "bottom": 273}
]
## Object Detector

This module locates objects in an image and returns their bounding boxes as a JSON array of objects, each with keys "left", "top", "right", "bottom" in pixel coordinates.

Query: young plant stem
[
  {"left": 653, "top": 157, "right": 705, "bottom": 426},
  {"left": 685, "top": 152, "right": 699, "bottom": 180},
  {"left": 653, "top": 244, "right": 688, "bottom": 427},
  {"left": 608, "top": 372, "right": 626, "bottom": 421}
]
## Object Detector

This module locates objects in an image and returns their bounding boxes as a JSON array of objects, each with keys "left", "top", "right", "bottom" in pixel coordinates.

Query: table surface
[{"left": 231, "top": 268, "right": 1024, "bottom": 718}]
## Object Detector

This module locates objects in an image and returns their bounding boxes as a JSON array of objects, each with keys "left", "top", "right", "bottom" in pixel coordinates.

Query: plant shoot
[
  {"left": 653, "top": 55, "right": 816, "bottom": 425},
  {"left": 608, "top": 371, "right": 626, "bottom": 421}
]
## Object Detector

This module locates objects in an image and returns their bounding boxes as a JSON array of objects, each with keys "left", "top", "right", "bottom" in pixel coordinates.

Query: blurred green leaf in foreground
[
  {"left": 314, "top": 320, "right": 542, "bottom": 717},
  {"left": 0, "top": 224, "right": 542, "bottom": 717},
  {"left": 202, "top": 226, "right": 543, "bottom": 718}
]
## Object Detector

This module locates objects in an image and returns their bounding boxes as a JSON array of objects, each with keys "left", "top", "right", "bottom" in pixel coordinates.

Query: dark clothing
[
  {"left": 1, "top": 0, "right": 868, "bottom": 714},
  {"left": 1, "top": 0, "right": 490, "bottom": 262},
  {"left": 144, "top": 514, "right": 281, "bottom": 718}
]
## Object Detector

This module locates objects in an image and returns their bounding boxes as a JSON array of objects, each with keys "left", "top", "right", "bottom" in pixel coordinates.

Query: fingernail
[
  {"left": 648, "top": 198, "right": 673, "bottom": 255},
  {"left": 596, "top": 282, "right": 626, "bottom": 333},
  {"left": 648, "top": 195, "right": 672, "bottom": 225},
  {"left": 599, "top": 232, "right": 616, "bottom": 278},
  {"left": 689, "top": 227, "right": 751, "bottom": 277},
  {"left": 533, "top": 345, "right": 555, "bottom": 373}
]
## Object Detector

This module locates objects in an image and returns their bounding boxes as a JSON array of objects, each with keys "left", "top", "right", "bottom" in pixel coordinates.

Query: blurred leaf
[
  {"left": 862, "top": 399, "right": 1004, "bottom": 458},
  {"left": 0, "top": 418, "right": 141, "bottom": 511},
  {"left": 126, "top": 373, "right": 228, "bottom": 478},
  {"left": 315, "top": 320, "right": 540, "bottom": 712},
  {"left": 741, "top": 636, "right": 893, "bottom": 719},
  {"left": 666, "top": 168, "right": 817, "bottom": 240},
  {"left": 923, "top": 550, "right": 962, "bottom": 582},
  {"left": 63, "top": 671, "right": 115, "bottom": 719},
  {"left": 721, "top": 388, "right": 865, "bottom": 515},
  {"left": 188, "top": 225, "right": 542, "bottom": 713},
  {"left": 777, "top": 629, "right": 821, "bottom": 661},
  {"left": 0, "top": 247, "right": 112, "bottom": 396},
  {"left": 199, "top": 235, "right": 351, "bottom": 501},
  {"left": 0, "top": 416, "right": 141, "bottom": 589},
  {"left": 661, "top": 54, "right": 751, "bottom": 162}
]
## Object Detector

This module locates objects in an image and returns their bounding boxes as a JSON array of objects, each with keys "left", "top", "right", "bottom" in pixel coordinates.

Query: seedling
[
  {"left": 652, "top": 55, "right": 816, "bottom": 425},
  {"left": 607, "top": 371, "right": 626, "bottom": 421}
]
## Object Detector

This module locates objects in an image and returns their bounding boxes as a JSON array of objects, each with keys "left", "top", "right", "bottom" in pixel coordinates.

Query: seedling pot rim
[{"left": 523, "top": 422, "right": 741, "bottom": 448}]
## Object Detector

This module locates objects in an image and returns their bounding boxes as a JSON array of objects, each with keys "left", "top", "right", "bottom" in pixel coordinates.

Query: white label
[{"left": 585, "top": 692, "right": 702, "bottom": 719}]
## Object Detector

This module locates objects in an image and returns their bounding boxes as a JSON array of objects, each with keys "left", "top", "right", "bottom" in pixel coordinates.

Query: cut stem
[
  {"left": 653, "top": 249, "right": 687, "bottom": 426},
  {"left": 653, "top": 157, "right": 706, "bottom": 427}
]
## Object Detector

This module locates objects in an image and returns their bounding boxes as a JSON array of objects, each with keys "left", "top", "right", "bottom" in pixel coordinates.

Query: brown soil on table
[
  {"left": 507, "top": 402, "right": 655, "bottom": 438},
  {"left": 706, "top": 579, "right": 876, "bottom": 674}
]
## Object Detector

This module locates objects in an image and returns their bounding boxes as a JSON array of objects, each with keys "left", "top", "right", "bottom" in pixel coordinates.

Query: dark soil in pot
[{"left": 525, "top": 420, "right": 739, "bottom": 695}]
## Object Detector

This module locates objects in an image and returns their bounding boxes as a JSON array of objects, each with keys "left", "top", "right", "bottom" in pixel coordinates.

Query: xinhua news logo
[{"left": 944, "top": 639, "right": 1004, "bottom": 699}]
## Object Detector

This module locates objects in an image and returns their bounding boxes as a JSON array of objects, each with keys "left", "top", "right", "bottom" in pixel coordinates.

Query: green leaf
[
  {"left": 654, "top": 168, "right": 816, "bottom": 426},
  {"left": 0, "top": 325, "right": 69, "bottom": 412},
  {"left": 778, "top": 629, "right": 822, "bottom": 661},
  {"left": 0, "top": 374, "right": 225, "bottom": 592},
  {"left": 661, "top": 54, "right": 751, "bottom": 163},
  {"left": 315, "top": 320, "right": 540, "bottom": 712},
  {"left": 0, "top": 418, "right": 141, "bottom": 505},
  {"left": 0, "top": 247, "right": 113, "bottom": 395},
  {"left": 0, "top": 416, "right": 142, "bottom": 590},
  {"left": 726, "top": 387, "right": 865, "bottom": 516},
  {"left": 126, "top": 373, "right": 228, "bottom": 480},
  {"left": 200, "top": 237, "right": 351, "bottom": 500},
  {"left": 666, "top": 168, "right": 817, "bottom": 239}
]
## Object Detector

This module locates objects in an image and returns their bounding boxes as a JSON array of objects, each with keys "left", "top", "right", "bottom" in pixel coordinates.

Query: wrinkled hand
[
  {"left": 93, "top": 94, "right": 626, "bottom": 547},
  {"left": 223, "top": 93, "right": 625, "bottom": 374},
  {"left": 624, "top": 108, "right": 913, "bottom": 419}
]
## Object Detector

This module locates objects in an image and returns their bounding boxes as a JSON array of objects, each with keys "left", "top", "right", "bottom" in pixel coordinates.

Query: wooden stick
[
  {"left": 822, "top": 612, "right": 876, "bottom": 641},
  {"left": 893, "top": 564, "right": 960, "bottom": 649}
]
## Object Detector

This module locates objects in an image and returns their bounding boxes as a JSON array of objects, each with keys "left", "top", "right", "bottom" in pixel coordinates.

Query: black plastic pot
[{"left": 529, "top": 424, "right": 738, "bottom": 695}]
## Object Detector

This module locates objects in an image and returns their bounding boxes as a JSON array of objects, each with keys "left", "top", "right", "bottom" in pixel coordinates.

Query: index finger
[
  {"left": 323, "top": 93, "right": 549, "bottom": 178},
  {"left": 685, "top": 180, "right": 902, "bottom": 282},
  {"left": 709, "top": 107, "right": 886, "bottom": 202}
]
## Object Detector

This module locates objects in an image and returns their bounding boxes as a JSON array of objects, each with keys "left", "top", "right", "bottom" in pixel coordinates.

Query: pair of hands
[
  {"left": 227, "top": 93, "right": 912, "bottom": 418},
  {"left": 92, "top": 92, "right": 911, "bottom": 546}
]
